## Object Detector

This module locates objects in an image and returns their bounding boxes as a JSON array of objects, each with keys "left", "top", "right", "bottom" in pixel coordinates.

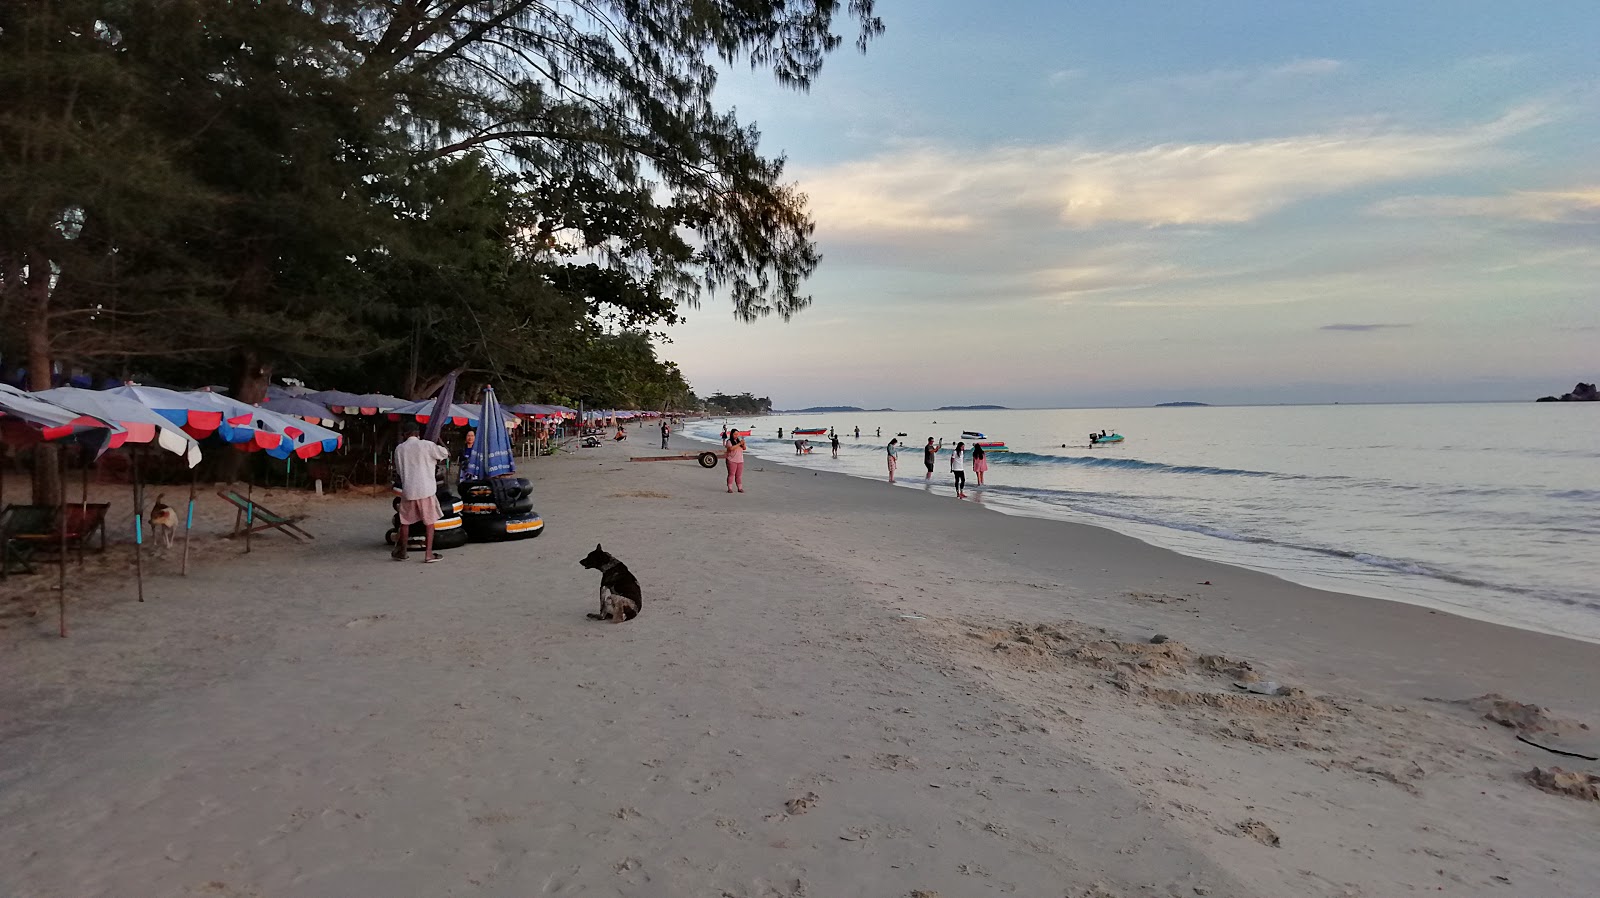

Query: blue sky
[{"left": 661, "top": 1, "right": 1599, "bottom": 408}]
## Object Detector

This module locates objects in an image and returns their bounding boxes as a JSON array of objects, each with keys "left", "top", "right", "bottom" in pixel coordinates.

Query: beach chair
[
  {"left": 217, "top": 490, "right": 315, "bottom": 542},
  {"left": 0, "top": 505, "right": 39, "bottom": 577},
  {"left": 2, "top": 503, "right": 109, "bottom": 563}
]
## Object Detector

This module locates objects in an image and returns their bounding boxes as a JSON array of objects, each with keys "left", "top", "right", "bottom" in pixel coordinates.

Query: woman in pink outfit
[{"left": 724, "top": 431, "right": 747, "bottom": 492}]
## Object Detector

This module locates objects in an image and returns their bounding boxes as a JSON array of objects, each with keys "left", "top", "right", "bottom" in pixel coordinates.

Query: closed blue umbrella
[{"left": 463, "top": 386, "right": 515, "bottom": 480}]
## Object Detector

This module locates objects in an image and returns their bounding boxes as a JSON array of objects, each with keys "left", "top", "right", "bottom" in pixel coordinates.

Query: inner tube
[
  {"left": 463, "top": 511, "right": 544, "bottom": 541},
  {"left": 386, "top": 512, "right": 469, "bottom": 550},
  {"left": 697, "top": 451, "right": 719, "bottom": 468},
  {"left": 460, "top": 477, "right": 535, "bottom": 516}
]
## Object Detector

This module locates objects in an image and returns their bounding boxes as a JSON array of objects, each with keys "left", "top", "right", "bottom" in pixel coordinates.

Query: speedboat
[
  {"left": 1088, "top": 432, "right": 1124, "bottom": 446},
  {"left": 792, "top": 427, "right": 827, "bottom": 435},
  {"left": 961, "top": 430, "right": 986, "bottom": 439}
]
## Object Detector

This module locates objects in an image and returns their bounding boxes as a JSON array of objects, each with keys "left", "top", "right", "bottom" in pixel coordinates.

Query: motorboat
[
  {"left": 1088, "top": 431, "right": 1124, "bottom": 446},
  {"left": 792, "top": 428, "right": 827, "bottom": 435},
  {"left": 961, "top": 430, "right": 986, "bottom": 439}
]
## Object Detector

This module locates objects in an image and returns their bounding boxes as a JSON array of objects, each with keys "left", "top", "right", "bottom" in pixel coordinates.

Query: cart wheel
[{"left": 697, "top": 451, "right": 718, "bottom": 468}]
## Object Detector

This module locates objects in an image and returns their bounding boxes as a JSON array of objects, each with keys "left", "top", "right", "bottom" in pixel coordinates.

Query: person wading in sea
[
  {"left": 886, "top": 438, "right": 900, "bottom": 483},
  {"left": 923, "top": 437, "right": 942, "bottom": 480},
  {"left": 950, "top": 441, "right": 968, "bottom": 498}
]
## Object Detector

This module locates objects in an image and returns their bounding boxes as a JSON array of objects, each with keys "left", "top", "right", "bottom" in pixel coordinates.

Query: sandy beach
[{"left": 2, "top": 437, "right": 1597, "bottom": 897}]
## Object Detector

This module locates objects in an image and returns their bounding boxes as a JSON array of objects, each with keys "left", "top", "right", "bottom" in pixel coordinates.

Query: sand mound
[{"left": 1525, "top": 767, "right": 1600, "bottom": 801}]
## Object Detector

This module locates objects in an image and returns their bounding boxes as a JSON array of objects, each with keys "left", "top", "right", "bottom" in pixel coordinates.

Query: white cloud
[
  {"left": 1372, "top": 187, "right": 1600, "bottom": 222},
  {"left": 797, "top": 107, "right": 1546, "bottom": 235}
]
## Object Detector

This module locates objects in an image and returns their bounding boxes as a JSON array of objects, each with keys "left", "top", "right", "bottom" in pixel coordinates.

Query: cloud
[
  {"left": 1153, "top": 58, "right": 1345, "bottom": 91},
  {"left": 797, "top": 107, "right": 1546, "bottom": 236},
  {"left": 1320, "top": 323, "right": 1413, "bottom": 332},
  {"left": 1371, "top": 187, "right": 1600, "bottom": 223}
]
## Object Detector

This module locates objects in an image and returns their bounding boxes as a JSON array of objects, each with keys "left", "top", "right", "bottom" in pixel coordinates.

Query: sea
[{"left": 686, "top": 404, "right": 1600, "bottom": 643}]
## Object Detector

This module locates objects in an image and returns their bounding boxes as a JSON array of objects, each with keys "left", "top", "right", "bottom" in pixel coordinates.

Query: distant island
[
  {"left": 1535, "top": 382, "right": 1596, "bottom": 402},
  {"left": 1155, "top": 401, "right": 1210, "bottom": 407},
  {"left": 775, "top": 406, "right": 896, "bottom": 413},
  {"left": 936, "top": 404, "right": 1009, "bottom": 411}
]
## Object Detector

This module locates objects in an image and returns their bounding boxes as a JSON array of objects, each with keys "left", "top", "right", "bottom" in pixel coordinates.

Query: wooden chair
[{"left": 216, "top": 490, "right": 314, "bottom": 541}]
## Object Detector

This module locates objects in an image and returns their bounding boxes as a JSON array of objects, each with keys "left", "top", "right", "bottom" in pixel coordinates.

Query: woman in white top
[{"left": 949, "top": 441, "right": 967, "bottom": 498}]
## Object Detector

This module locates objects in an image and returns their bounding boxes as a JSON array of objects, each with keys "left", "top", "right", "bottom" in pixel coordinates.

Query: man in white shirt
[{"left": 393, "top": 423, "right": 451, "bottom": 563}]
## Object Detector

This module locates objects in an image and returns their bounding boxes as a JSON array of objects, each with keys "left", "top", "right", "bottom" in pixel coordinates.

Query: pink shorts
[{"left": 397, "top": 496, "right": 441, "bottom": 526}]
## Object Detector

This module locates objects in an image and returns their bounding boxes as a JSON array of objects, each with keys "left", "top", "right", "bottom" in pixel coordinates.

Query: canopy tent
[{"left": 463, "top": 387, "right": 515, "bottom": 480}]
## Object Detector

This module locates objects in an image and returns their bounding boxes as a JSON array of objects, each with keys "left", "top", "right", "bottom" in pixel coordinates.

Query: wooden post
[
  {"left": 180, "top": 471, "right": 195, "bottom": 576},
  {"left": 132, "top": 448, "right": 144, "bottom": 602},
  {"left": 57, "top": 448, "right": 67, "bottom": 638}
]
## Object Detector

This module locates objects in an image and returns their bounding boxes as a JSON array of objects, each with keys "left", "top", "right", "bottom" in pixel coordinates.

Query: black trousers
[{"left": 953, "top": 471, "right": 966, "bottom": 490}]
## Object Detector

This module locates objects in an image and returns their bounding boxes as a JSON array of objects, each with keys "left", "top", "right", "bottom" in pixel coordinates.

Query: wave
[
  {"left": 980, "top": 485, "right": 1600, "bottom": 613},
  {"left": 992, "top": 451, "right": 1308, "bottom": 480}
]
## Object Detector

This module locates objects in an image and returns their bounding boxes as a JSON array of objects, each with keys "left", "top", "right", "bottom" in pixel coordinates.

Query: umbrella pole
[
  {"left": 57, "top": 448, "right": 67, "bottom": 637},
  {"left": 132, "top": 448, "right": 144, "bottom": 602},
  {"left": 79, "top": 454, "right": 89, "bottom": 566},
  {"left": 181, "top": 470, "right": 195, "bottom": 576},
  {"left": 245, "top": 474, "right": 253, "bottom": 555}
]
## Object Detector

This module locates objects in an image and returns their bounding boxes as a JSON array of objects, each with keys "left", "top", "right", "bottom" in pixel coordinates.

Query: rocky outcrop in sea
[{"left": 1536, "top": 382, "right": 1597, "bottom": 402}]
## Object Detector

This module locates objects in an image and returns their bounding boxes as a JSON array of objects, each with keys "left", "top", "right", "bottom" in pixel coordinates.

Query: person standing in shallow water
[
  {"left": 854, "top": 426, "right": 860, "bottom": 438},
  {"left": 830, "top": 432, "right": 840, "bottom": 458},
  {"left": 972, "top": 442, "right": 988, "bottom": 485},
  {"left": 923, "top": 437, "right": 941, "bottom": 479},
  {"left": 886, "top": 438, "right": 900, "bottom": 482},
  {"left": 950, "top": 441, "right": 968, "bottom": 498}
]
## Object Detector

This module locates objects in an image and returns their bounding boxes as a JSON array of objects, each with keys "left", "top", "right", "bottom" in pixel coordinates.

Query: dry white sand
[{"left": 2, "top": 437, "right": 1596, "bottom": 897}]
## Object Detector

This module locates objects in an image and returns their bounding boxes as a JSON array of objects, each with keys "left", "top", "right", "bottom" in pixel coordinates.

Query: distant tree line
[{"left": 702, "top": 392, "right": 773, "bottom": 416}]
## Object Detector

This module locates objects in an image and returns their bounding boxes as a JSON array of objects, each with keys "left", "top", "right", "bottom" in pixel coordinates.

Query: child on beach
[
  {"left": 950, "top": 441, "right": 967, "bottom": 498},
  {"left": 724, "top": 431, "right": 746, "bottom": 493},
  {"left": 886, "top": 438, "right": 899, "bottom": 482},
  {"left": 972, "top": 443, "right": 988, "bottom": 485}
]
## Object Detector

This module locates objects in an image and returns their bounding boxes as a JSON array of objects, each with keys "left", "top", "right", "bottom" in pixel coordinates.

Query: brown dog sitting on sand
[
  {"left": 580, "top": 544, "right": 642, "bottom": 623},
  {"left": 149, "top": 494, "right": 178, "bottom": 550}
]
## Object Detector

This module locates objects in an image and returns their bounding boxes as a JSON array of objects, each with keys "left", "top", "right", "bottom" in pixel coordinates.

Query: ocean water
[{"left": 688, "top": 405, "right": 1600, "bottom": 642}]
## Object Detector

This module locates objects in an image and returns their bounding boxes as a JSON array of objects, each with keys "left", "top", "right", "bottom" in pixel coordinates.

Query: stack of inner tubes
[
  {"left": 385, "top": 485, "right": 469, "bottom": 550},
  {"left": 458, "top": 476, "right": 544, "bottom": 541}
]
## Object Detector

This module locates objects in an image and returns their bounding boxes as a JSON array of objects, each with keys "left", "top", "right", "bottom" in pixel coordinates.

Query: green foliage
[
  {"left": 1, "top": 0, "right": 883, "bottom": 407},
  {"left": 703, "top": 392, "right": 772, "bottom": 415}
]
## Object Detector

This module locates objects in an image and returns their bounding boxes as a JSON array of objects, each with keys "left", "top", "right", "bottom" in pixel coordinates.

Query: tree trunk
[
  {"left": 229, "top": 347, "right": 272, "bottom": 404},
  {"left": 24, "top": 251, "right": 62, "bottom": 505}
]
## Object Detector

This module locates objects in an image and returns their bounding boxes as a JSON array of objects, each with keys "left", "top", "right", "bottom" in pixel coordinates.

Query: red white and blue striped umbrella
[
  {"left": 37, "top": 387, "right": 202, "bottom": 467},
  {"left": 0, "top": 384, "right": 121, "bottom": 455}
]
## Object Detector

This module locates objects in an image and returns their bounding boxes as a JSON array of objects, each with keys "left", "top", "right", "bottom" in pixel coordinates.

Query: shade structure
[
  {"left": 387, "top": 398, "right": 481, "bottom": 428},
  {"left": 305, "top": 390, "right": 400, "bottom": 415},
  {"left": 104, "top": 385, "right": 254, "bottom": 441},
  {"left": 0, "top": 384, "right": 122, "bottom": 454},
  {"left": 36, "top": 387, "right": 202, "bottom": 467},
  {"left": 246, "top": 406, "right": 344, "bottom": 459},
  {"left": 459, "top": 403, "right": 519, "bottom": 428},
  {"left": 262, "top": 396, "right": 338, "bottom": 426},
  {"left": 463, "top": 387, "right": 515, "bottom": 480}
]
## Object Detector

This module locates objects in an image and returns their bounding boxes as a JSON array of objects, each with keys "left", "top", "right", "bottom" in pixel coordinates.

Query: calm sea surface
[{"left": 687, "top": 404, "right": 1600, "bottom": 642}]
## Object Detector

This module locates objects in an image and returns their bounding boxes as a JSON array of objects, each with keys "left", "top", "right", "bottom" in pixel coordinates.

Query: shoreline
[
  {"left": 681, "top": 431, "right": 1600, "bottom": 658},
  {"left": 2, "top": 438, "right": 1596, "bottom": 896}
]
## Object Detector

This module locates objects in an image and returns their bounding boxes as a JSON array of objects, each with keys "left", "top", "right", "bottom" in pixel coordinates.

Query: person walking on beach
[
  {"left": 972, "top": 442, "right": 988, "bottom": 485},
  {"left": 923, "top": 437, "right": 942, "bottom": 479},
  {"left": 660, "top": 420, "right": 670, "bottom": 449},
  {"left": 392, "top": 423, "right": 450, "bottom": 563},
  {"left": 724, "top": 430, "right": 747, "bottom": 493},
  {"left": 830, "top": 432, "right": 840, "bottom": 458},
  {"left": 886, "top": 438, "right": 900, "bottom": 482},
  {"left": 950, "top": 441, "right": 968, "bottom": 498}
]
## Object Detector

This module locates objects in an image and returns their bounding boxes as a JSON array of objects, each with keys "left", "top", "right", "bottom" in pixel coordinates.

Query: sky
[{"left": 661, "top": 1, "right": 1599, "bottom": 409}]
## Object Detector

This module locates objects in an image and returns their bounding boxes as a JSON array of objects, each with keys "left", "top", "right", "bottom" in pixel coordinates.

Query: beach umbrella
[
  {"left": 250, "top": 407, "right": 343, "bottom": 459},
  {"left": 463, "top": 386, "right": 516, "bottom": 480},
  {"left": 38, "top": 387, "right": 206, "bottom": 603},
  {"left": 37, "top": 387, "right": 202, "bottom": 468},
  {"left": 104, "top": 385, "right": 259, "bottom": 443},
  {"left": 262, "top": 396, "right": 338, "bottom": 426},
  {"left": 0, "top": 385, "right": 123, "bottom": 637},
  {"left": 387, "top": 398, "right": 480, "bottom": 428},
  {"left": 0, "top": 383, "right": 122, "bottom": 453}
]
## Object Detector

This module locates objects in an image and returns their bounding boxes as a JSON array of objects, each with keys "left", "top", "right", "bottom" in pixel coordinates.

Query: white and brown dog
[{"left": 149, "top": 494, "right": 178, "bottom": 550}]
